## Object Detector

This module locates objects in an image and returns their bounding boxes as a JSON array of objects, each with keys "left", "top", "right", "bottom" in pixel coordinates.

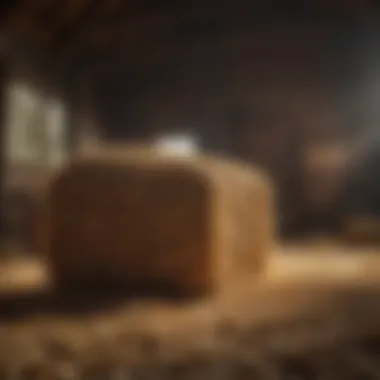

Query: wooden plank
[
  {"left": 50, "top": 0, "right": 102, "bottom": 54},
  {"left": 0, "top": 60, "right": 8, "bottom": 241},
  {"left": 63, "top": 23, "right": 334, "bottom": 87}
]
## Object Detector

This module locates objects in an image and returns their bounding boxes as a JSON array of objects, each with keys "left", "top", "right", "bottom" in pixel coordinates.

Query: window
[
  {"left": 5, "top": 81, "right": 67, "bottom": 167},
  {"left": 154, "top": 133, "right": 200, "bottom": 156}
]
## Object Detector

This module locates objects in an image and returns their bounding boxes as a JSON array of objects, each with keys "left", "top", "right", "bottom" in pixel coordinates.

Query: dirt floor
[{"left": 1, "top": 242, "right": 380, "bottom": 379}]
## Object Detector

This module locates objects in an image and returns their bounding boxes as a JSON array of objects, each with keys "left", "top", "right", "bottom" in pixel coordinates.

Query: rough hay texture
[
  {"left": 341, "top": 216, "right": 380, "bottom": 244},
  {"left": 43, "top": 150, "right": 275, "bottom": 296},
  {"left": 2, "top": 249, "right": 380, "bottom": 379}
]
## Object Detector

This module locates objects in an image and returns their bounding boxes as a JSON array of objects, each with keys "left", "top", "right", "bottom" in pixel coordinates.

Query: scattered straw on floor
[{"left": 0, "top": 244, "right": 380, "bottom": 379}]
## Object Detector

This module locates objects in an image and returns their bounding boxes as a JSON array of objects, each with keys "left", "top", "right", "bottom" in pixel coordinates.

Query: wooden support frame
[
  {"left": 50, "top": 0, "right": 102, "bottom": 55},
  {"left": 0, "top": 60, "right": 8, "bottom": 241}
]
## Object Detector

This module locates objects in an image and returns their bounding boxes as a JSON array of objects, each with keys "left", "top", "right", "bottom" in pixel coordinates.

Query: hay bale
[
  {"left": 340, "top": 216, "right": 380, "bottom": 244},
  {"left": 43, "top": 149, "right": 275, "bottom": 296}
]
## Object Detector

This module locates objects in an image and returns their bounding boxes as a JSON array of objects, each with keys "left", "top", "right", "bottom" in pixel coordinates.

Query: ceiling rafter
[
  {"left": 50, "top": 0, "right": 103, "bottom": 55},
  {"left": 58, "top": 9, "right": 181, "bottom": 73},
  {"left": 64, "top": 16, "right": 342, "bottom": 85},
  {"left": 67, "top": 23, "right": 335, "bottom": 93},
  {"left": 60, "top": 5, "right": 275, "bottom": 76},
  {"left": 54, "top": 0, "right": 182, "bottom": 67},
  {"left": 1, "top": 0, "right": 380, "bottom": 92},
  {"left": 36, "top": 0, "right": 67, "bottom": 32},
  {"left": 59, "top": 0, "right": 378, "bottom": 81},
  {"left": 0, "top": 0, "right": 25, "bottom": 24}
]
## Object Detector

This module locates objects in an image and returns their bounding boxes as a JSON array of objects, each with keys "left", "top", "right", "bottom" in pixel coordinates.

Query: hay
[
  {"left": 1, "top": 250, "right": 380, "bottom": 379},
  {"left": 43, "top": 150, "right": 274, "bottom": 296},
  {"left": 341, "top": 216, "right": 380, "bottom": 244}
]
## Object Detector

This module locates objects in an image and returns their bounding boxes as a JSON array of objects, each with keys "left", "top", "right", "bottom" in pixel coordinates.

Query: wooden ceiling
[{"left": 0, "top": 0, "right": 378, "bottom": 88}]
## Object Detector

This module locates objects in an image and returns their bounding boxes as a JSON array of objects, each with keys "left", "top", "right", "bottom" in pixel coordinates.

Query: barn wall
[{"left": 86, "top": 25, "right": 351, "bottom": 233}]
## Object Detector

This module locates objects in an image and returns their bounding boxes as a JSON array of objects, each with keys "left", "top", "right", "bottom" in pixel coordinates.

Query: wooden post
[
  {"left": 60, "top": 81, "right": 82, "bottom": 154},
  {"left": 0, "top": 60, "right": 7, "bottom": 241}
]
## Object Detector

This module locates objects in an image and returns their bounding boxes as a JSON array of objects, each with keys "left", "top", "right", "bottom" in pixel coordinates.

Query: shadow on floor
[{"left": 0, "top": 281, "right": 202, "bottom": 321}]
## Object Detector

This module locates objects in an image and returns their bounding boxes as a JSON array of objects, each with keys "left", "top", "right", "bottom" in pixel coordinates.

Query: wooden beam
[
  {"left": 63, "top": 21, "right": 338, "bottom": 89},
  {"left": 0, "top": 0, "right": 25, "bottom": 24},
  {"left": 50, "top": 0, "right": 102, "bottom": 55},
  {"left": 56, "top": 0, "right": 281, "bottom": 70},
  {"left": 58, "top": 0, "right": 372, "bottom": 69},
  {"left": 59, "top": 5, "right": 254, "bottom": 69},
  {"left": 0, "top": 60, "right": 8, "bottom": 240},
  {"left": 55, "top": 6, "right": 181, "bottom": 70},
  {"left": 63, "top": 28, "right": 261, "bottom": 81},
  {"left": 36, "top": 0, "right": 68, "bottom": 35},
  {"left": 60, "top": 4, "right": 365, "bottom": 83},
  {"left": 60, "top": 81, "right": 84, "bottom": 153}
]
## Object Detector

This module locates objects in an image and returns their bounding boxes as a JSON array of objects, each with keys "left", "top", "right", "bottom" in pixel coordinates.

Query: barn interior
[
  {"left": 2, "top": 0, "right": 380, "bottom": 250},
  {"left": 2, "top": 1, "right": 380, "bottom": 379}
]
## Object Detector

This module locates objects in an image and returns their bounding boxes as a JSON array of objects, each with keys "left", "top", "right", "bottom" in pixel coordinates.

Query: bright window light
[{"left": 155, "top": 133, "right": 199, "bottom": 156}]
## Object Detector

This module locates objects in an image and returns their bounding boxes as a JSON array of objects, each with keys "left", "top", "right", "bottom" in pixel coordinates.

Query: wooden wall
[
  {"left": 1, "top": 2, "right": 380, "bottom": 247},
  {"left": 84, "top": 25, "right": 350, "bottom": 233},
  {"left": 2, "top": 13, "right": 374, "bottom": 238}
]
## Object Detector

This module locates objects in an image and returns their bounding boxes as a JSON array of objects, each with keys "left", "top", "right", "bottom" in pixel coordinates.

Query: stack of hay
[
  {"left": 341, "top": 216, "right": 380, "bottom": 244},
  {"left": 41, "top": 147, "right": 275, "bottom": 296}
]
